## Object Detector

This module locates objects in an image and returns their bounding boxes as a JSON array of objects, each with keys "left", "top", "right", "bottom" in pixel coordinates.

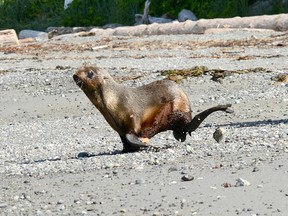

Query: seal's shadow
[
  {"left": 77, "top": 150, "right": 123, "bottom": 158},
  {"left": 21, "top": 119, "right": 287, "bottom": 164},
  {"left": 84, "top": 118, "right": 288, "bottom": 157},
  {"left": 217, "top": 118, "right": 288, "bottom": 128}
]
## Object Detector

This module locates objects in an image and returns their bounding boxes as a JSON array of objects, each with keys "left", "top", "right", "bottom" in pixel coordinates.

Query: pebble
[
  {"left": 135, "top": 179, "right": 145, "bottom": 185},
  {"left": 57, "top": 200, "right": 64, "bottom": 205},
  {"left": 120, "top": 209, "right": 126, "bottom": 213},
  {"left": 252, "top": 167, "right": 260, "bottom": 172},
  {"left": 186, "top": 145, "right": 193, "bottom": 153},
  {"left": 235, "top": 178, "right": 251, "bottom": 187},
  {"left": 0, "top": 203, "right": 8, "bottom": 208},
  {"left": 181, "top": 175, "right": 194, "bottom": 182},
  {"left": 77, "top": 152, "right": 90, "bottom": 158},
  {"left": 168, "top": 166, "right": 178, "bottom": 172},
  {"left": 213, "top": 127, "right": 225, "bottom": 143}
]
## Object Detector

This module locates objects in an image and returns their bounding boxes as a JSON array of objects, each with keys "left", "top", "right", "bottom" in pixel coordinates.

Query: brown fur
[{"left": 73, "top": 66, "right": 232, "bottom": 152}]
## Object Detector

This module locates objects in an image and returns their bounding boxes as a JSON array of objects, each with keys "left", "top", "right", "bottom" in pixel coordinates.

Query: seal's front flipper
[
  {"left": 120, "top": 134, "right": 149, "bottom": 153},
  {"left": 185, "top": 104, "right": 233, "bottom": 134}
]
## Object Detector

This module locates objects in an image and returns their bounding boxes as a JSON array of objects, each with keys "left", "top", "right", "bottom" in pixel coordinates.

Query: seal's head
[{"left": 73, "top": 66, "right": 103, "bottom": 93}]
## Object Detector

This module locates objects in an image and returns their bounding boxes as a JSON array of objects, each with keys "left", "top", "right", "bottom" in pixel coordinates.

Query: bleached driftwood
[
  {"left": 135, "top": 14, "right": 173, "bottom": 24},
  {"left": 90, "top": 14, "right": 288, "bottom": 37},
  {"left": 135, "top": 0, "right": 174, "bottom": 25},
  {"left": 142, "top": 0, "right": 150, "bottom": 24},
  {"left": 64, "top": 0, "right": 73, "bottom": 9},
  {"left": 191, "top": 14, "right": 288, "bottom": 33},
  {"left": 0, "top": 29, "right": 19, "bottom": 46},
  {"left": 43, "top": 13, "right": 288, "bottom": 40}
]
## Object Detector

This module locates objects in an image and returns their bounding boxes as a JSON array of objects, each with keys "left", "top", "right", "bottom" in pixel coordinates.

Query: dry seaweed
[
  {"left": 271, "top": 74, "right": 288, "bottom": 83},
  {"left": 160, "top": 66, "right": 273, "bottom": 83},
  {"left": 160, "top": 66, "right": 209, "bottom": 83}
]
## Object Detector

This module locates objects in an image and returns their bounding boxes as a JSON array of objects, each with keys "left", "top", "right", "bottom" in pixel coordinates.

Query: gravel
[{"left": 0, "top": 29, "right": 287, "bottom": 215}]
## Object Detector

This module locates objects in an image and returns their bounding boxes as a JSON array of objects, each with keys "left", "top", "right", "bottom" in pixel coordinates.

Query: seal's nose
[
  {"left": 73, "top": 74, "right": 80, "bottom": 82},
  {"left": 73, "top": 74, "right": 82, "bottom": 86}
]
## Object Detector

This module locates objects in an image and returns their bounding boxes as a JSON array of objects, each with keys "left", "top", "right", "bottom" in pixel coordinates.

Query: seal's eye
[{"left": 87, "top": 70, "right": 94, "bottom": 79}]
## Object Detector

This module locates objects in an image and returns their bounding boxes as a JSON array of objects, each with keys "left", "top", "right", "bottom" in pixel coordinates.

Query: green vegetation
[
  {"left": 0, "top": 0, "right": 287, "bottom": 33},
  {"left": 61, "top": 0, "right": 142, "bottom": 26},
  {"left": 0, "top": 0, "right": 63, "bottom": 32}
]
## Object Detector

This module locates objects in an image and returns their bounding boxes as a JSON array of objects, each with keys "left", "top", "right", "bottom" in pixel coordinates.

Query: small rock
[
  {"left": 186, "top": 145, "right": 193, "bottom": 153},
  {"left": 77, "top": 152, "right": 90, "bottom": 158},
  {"left": 235, "top": 100, "right": 241, "bottom": 104},
  {"left": 168, "top": 167, "right": 178, "bottom": 172},
  {"left": 57, "top": 204, "right": 65, "bottom": 210},
  {"left": 213, "top": 127, "right": 225, "bottom": 143},
  {"left": 74, "top": 199, "right": 81, "bottom": 204},
  {"left": 178, "top": 9, "right": 198, "bottom": 22},
  {"left": 86, "top": 201, "right": 93, "bottom": 205},
  {"left": 235, "top": 178, "right": 251, "bottom": 187},
  {"left": 252, "top": 167, "right": 259, "bottom": 172},
  {"left": 120, "top": 209, "right": 126, "bottom": 213},
  {"left": 181, "top": 175, "right": 194, "bottom": 182},
  {"left": 57, "top": 200, "right": 64, "bottom": 205},
  {"left": 0, "top": 203, "right": 8, "bottom": 208},
  {"left": 19, "top": 29, "right": 48, "bottom": 40},
  {"left": 135, "top": 179, "right": 145, "bottom": 185}
]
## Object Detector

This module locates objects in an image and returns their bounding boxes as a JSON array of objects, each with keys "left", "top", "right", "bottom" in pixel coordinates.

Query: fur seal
[{"left": 73, "top": 66, "right": 233, "bottom": 152}]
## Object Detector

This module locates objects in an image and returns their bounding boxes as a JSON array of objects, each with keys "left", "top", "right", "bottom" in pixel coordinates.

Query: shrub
[
  {"left": 0, "top": 0, "right": 62, "bottom": 32},
  {"left": 61, "top": 0, "right": 144, "bottom": 27}
]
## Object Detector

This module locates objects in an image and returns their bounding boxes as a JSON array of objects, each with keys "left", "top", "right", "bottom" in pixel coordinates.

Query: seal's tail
[{"left": 185, "top": 104, "right": 233, "bottom": 135}]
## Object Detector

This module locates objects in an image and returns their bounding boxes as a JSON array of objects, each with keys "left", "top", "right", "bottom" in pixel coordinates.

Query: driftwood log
[
  {"left": 0, "top": 29, "right": 19, "bottom": 46},
  {"left": 88, "top": 14, "right": 288, "bottom": 37},
  {"left": 141, "top": 0, "right": 150, "bottom": 24}
]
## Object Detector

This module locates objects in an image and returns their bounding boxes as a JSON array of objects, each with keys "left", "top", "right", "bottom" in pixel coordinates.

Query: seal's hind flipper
[
  {"left": 120, "top": 134, "right": 149, "bottom": 153},
  {"left": 185, "top": 104, "right": 233, "bottom": 134},
  {"left": 173, "top": 129, "right": 187, "bottom": 142}
]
